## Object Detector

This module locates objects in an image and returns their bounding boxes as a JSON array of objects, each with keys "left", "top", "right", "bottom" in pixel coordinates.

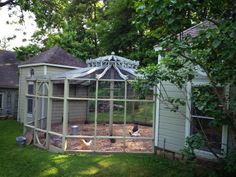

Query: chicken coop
[{"left": 24, "top": 54, "right": 155, "bottom": 153}]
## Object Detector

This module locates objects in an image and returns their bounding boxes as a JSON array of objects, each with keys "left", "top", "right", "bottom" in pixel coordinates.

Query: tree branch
[{"left": 0, "top": 0, "right": 14, "bottom": 7}]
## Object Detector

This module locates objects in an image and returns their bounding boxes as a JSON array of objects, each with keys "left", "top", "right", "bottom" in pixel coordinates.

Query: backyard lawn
[{"left": 0, "top": 120, "right": 218, "bottom": 177}]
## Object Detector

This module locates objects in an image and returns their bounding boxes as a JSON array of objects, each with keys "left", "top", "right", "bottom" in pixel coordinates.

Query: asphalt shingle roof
[
  {"left": 0, "top": 50, "right": 19, "bottom": 88},
  {"left": 178, "top": 20, "right": 215, "bottom": 39},
  {"left": 20, "top": 46, "right": 86, "bottom": 67}
]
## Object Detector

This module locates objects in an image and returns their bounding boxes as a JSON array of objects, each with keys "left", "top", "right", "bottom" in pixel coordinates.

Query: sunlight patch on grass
[
  {"left": 41, "top": 167, "right": 58, "bottom": 176},
  {"left": 79, "top": 166, "right": 99, "bottom": 175},
  {"left": 52, "top": 155, "right": 69, "bottom": 164},
  {"left": 98, "top": 159, "right": 113, "bottom": 168}
]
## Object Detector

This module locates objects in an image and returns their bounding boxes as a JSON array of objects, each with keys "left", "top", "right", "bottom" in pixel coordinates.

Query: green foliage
[
  {"left": 16, "top": 0, "right": 69, "bottom": 29},
  {"left": 181, "top": 133, "right": 205, "bottom": 161},
  {"left": 223, "top": 150, "right": 236, "bottom": 175},
  {"left": 14, "top": 44, "right": 41, "bottom": 61},
  {"left": 192, "top": 86, "right": 228, "bottom": 126},
  {"left": 97, "top": 0, "right": 157, "bottom": 65},
  {"left": 133, "top": 0, "right": 236, "bottom": 136},
  {"left": 43, "top": 26, "right": 94, "bottom": 60},
  {"left": 4, "top": 0, "right": 158, "bottom": 63}
]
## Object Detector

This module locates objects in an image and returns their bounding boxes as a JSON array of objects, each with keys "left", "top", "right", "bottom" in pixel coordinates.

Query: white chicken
[
  {"left": 80, "top": 139, "right": 93, "bottom": 149},
  {"left": 129, "top": 124, "right": 141, "bottom": 137}
]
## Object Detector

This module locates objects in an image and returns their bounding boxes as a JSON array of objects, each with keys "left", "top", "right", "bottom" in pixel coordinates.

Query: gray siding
[
  {"left": 68, "top": 101, "right": 87, "bottom": 122},
  {"left": 18, "top": 65, "right": 76, "bottom": 122},
  {"left": 157, "top": 82, "right": 186, "bottom": 153},
  {"left": 46, "top": 66, "right": 76, "bottom": 75},
  {"left": 52, "top": 100, "right": 63, "bottom": 123},
  {"left": 18, "top": 66, "right": 45, "bottom": 122},
  {"left": 0, "top": 88, "right": 18, "bottom": 117},
  {"left": 51, "top": 85, "right": 88, "bottom": 123},
  {"left": 52, "top": 100, "right": 87, "bottom": 123}
]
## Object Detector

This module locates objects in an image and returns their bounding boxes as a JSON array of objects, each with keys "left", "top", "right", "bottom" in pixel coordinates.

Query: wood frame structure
[{"left": 23, "top": 54, "right": 156, "bottom": 153}]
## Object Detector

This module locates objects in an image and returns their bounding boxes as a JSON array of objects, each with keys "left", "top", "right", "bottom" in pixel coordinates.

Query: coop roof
[
  {"left": 0, "top": 50, "right": 19, "bottom": 88},
  {"left": 52, "top": 54, "right": 142, "bottom": 81},
  {"left": 178, "top": 20, "right": 215, "bottom": 39},
  {"left": 19, "top": 46, "right": 86, "bottom": 68}
]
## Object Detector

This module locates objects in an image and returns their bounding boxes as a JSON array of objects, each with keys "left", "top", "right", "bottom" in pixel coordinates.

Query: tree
[
  {"left": 14, "top": 44, "right": 41, "bottom": 61},
  {"left": 133, "top": 0, "right": 236, "bottom": 159},
  {"left": 0, "top": 0, "right": 15, "bottom": 7},
  {"left": 1, "top": 0, "right": 158, "bottom": 63},
  {"left": 97, "top": 0, "right": 157, "bottom": 65},
  {"left": 0, "top": 37, "right": 10, "bottom": 50}
]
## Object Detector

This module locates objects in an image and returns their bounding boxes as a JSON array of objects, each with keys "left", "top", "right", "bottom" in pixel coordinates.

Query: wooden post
[
  {"left": 62, "top": 79, "right": 69, "bottom": 151},
  {"left": 23, "top": 80, "right": 28, "bottom": 134},
  {"left": 33, "top": 81, "right": 39, "bottom": 145},
  {"left": 41, "top": 82, "right": 45, "bottom": 129},
  {"left": 46, "top": 81, "right": 52, "bottom": 149}
]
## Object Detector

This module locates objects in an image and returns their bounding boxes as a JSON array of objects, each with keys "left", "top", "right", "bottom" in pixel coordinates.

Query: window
[
  {"left": 27, "top": 82, "right": 35, "bottom": 115},
  {"left": 0, "top": 93, "right": 3, "bottom": 109},
  {"left": 191, "top": 86, "right": 226, "bottom": 154}
]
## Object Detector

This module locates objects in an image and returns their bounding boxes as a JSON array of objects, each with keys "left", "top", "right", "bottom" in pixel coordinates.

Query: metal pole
[
  {"left": 94, "top": 79, "right": 99, "bottom": 151},
  {"left": 123, "top": 80, "right": 127, "bottom": 152},
  {"left": 109, "top": 69, "right": 114, "bottom": 136}
]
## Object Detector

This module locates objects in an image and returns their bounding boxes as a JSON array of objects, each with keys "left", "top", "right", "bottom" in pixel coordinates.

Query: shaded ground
[{"left": 0, "top": 120, "right": 221, "bottom": 177}]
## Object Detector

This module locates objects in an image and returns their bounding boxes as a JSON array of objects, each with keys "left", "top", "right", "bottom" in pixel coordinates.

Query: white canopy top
[{"left": 52, "top": 53, "right": 141, "bottom": 80}]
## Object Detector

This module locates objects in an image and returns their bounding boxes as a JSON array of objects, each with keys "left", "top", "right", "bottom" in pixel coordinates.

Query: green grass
[{"left": 0, "top": 120, "right": 218, "bottom": 177}]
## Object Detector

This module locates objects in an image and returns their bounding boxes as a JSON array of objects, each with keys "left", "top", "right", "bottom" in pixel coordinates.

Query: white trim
[
  {"left": 43, "top": 65, "right": 47, "bottom": 75},
  {"left": 221, "top": 125, "right": 228, "bottom": 155},
  {"left": 185, "top": 82, "right": 191, "bottom": 138},
  {"left": 154, "top": 84, "right": 160, "bottom": 146},
  {"left": 96, "top": 65, "right": 112, "bottom": 79},
  {"left": 154, "top": 52, "right": 162, "bottom": 147},
  {"left": 194, "top": 149, "right": 221, "bottom": 159},
  {"left": 86, "top": 55, "right": 139, "bottom": 69},
  {"left": 18, "top": 63, "right": 80, "bottom": 69},
  {"left": 113, "top": 65, "right": 128, "bottom": 80},
  {"left": 191, "top": 115, "right": 214, "bottom": 120}
]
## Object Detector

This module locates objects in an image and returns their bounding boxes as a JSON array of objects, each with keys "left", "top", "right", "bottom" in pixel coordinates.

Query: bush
[
  {"left": 181, "top": 133, "right": 204, "bottom": 161},
  {"left": 224, "top": 150, "right": 236, "bottom": 175}
]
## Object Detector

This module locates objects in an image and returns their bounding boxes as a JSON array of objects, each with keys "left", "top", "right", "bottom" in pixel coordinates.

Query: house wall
[
  {"left": 0, "top": 88, "right": 18, "bottom": 117},
  {"left": 18, "top": 65, "right": 76, "bottom": 123},
  {"left": 156, "top": 81, "right": 186, "bottom": 153},
  {"left": 18, "top": 66, "right": 45, "bottom": 122},
  {"left": 156, "top": 80, "right": 236, "bottom": 157}
]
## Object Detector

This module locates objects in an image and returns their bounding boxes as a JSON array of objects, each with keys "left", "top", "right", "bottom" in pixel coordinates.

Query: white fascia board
[
  {"left": 67, "top": 66, "right": 104, "bottom": 79},
  {"left": 96, "top": 65, "right": 112, "bottom": 80},
  {"left": 119, "top": 67, "right": 141, "bottom": 78},
  {"left": 113, "top": 66, "right": 128, "bottom": 80},
  {"left": 18, "top": 63, "right": 80, "bottom": 69}
]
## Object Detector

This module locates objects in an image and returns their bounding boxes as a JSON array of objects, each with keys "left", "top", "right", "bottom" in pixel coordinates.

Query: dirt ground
[{"left": 49, "top": 123, "right": 153, "bottom": 152}]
